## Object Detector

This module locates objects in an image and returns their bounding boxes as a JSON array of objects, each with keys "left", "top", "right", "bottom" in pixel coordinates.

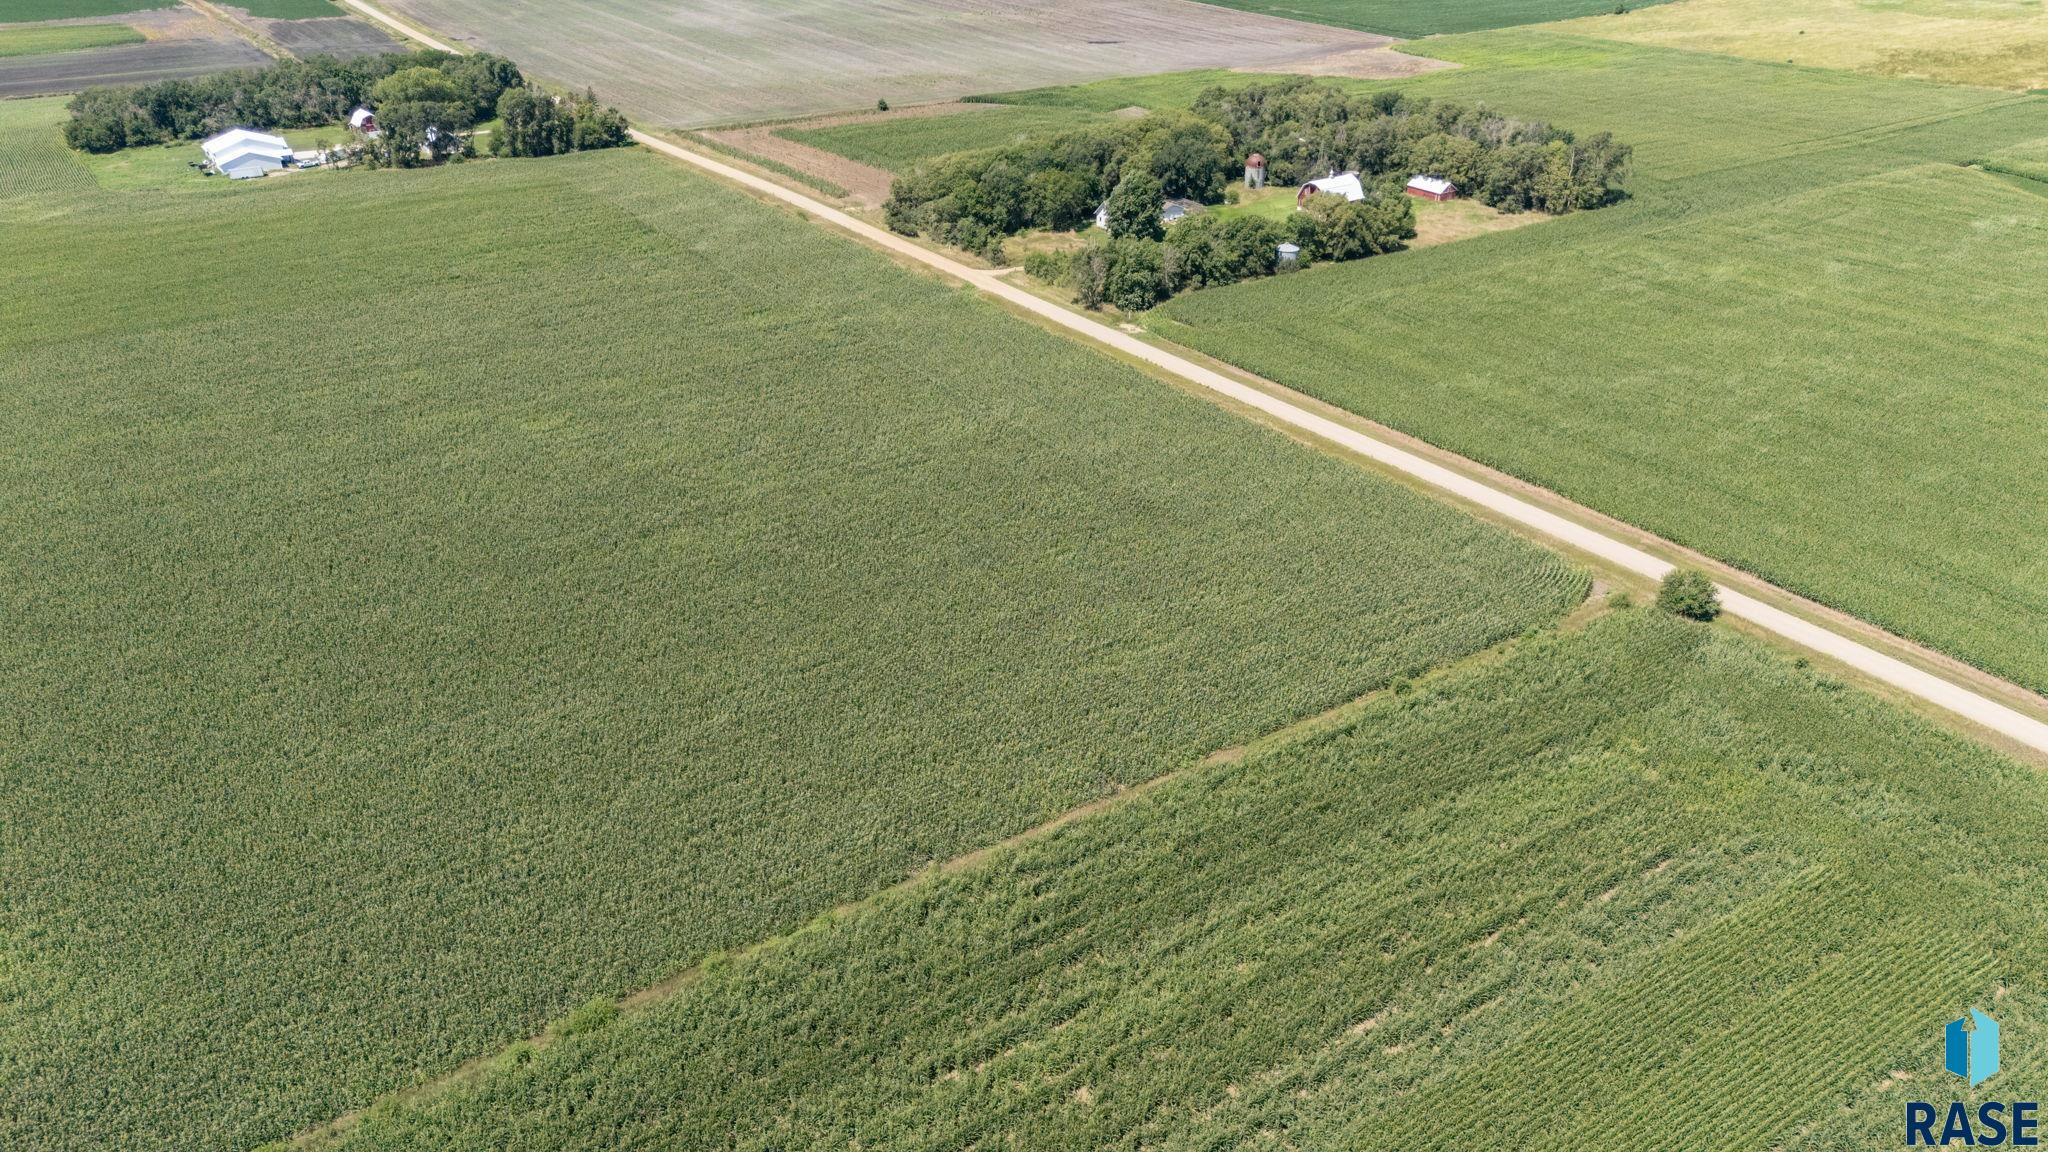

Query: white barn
[
  {"left": 201, "top": 128, "right": 292, "bottom": 180},
  {"left": 1297, "top": 171, "right": 1366, "bottom": 206}
]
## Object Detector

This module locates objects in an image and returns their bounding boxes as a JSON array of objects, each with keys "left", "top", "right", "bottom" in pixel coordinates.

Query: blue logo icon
[{"left": 1948, "top": 1009, "right": 2001, "bottom": 1088}]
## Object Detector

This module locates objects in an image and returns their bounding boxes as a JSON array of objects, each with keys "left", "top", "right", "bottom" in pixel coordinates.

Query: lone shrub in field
[
  {"left": 1657, "top": 569, "right": 1720, "bottom": 621},
  {"left": 559, "top": 997, "right": 620, "bottom": 1036}
]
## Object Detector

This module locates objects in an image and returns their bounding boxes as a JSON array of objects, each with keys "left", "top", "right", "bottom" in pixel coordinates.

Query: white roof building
[
  {"left": 1406, "top": 174, "right": 1458, "bottom": 198},
  {"left": 201, "top": 128, "right": 292, "bottom": 180},
  {"left": 1297, "top": 172, "right": 1366, "bottom": 204},
  {"left": 349, "top": 107, "right": 377, "bottom": 131}
]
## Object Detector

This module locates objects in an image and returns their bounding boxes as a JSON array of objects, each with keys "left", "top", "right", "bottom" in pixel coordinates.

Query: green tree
[
  {"left": 1656, "top": 570, "right": 1721, "bottom": 621},
  {"left": 369, "top": 66, "right": 462, "bottom": 108},
  {"left": 1023, "top": 168, "right": 1096, "bottom": 231},
  {"left": 494, "top": 86, "right": 568, "bottom": 157},
  {"left": 1105, "top": 170, "right": 1165, "bottom": 241},
  {"left": 1101, "top": 236, "right": 1167, "bottom": 311}
]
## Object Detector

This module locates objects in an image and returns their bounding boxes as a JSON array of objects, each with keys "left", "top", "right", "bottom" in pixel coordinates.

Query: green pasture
[
  {"left": 1184, "top": 0, "right": 1679, "bottom": 37},
  {"left": 323, "top": 609, "right": 2048, "bottom": 1151},
  {"left": 233, "top": 0, "right": 341, "bottom": 16},
  {"left": 0, "top": 22, "right": 140, "bottom": 56},
  {"left": 778, "top": 104, "right": 1110, "bottom": 173},
  {"left": 1982, "top": 135, "right": 2048, "bottom": 182},
  {"left": 0, "top": 95, "right": 1584, "bottom": 1150},
  {"left": 0, "top": 0, "right": 170, "bottom": 18}
]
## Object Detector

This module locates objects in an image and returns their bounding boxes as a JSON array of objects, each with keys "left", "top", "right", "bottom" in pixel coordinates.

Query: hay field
[
  {"left": 323, "top": 609, "right": 2048, "bottom": 1151},
  {"left": 373, "top": 0, "right": 1376, "bottom": 126},
  {"left": 0, "top": 95, "right": 1586, "bottom": 1149},
  {"left": 1151, "top": 33, "right": 2048, "bottom": 692},
  {"left": 1554, "top": 0, "right": 2048, "bottom": 92}
]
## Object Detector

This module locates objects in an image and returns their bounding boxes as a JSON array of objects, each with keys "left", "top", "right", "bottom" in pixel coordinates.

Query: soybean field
[
  {"left": 0, "top": 97, "right": 1584, "bottom": 1150},
  {"left": 322, "top": 609, "right": 2048, "bottom": 1151},
  {"left": 0, "top": 23, "right": 142, "bottom": 57},
  {"left": 1147, "top": 33, "right": 2048, "bottom": 693}
]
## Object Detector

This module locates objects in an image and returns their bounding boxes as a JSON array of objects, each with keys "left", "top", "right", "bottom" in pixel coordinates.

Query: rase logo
[{"left": 1908, "top": 1009, "right": 2039, "bottom": 1147}]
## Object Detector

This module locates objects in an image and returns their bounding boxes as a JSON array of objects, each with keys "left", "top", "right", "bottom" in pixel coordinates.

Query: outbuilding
[
  {"left": 1161, "top": 197, "right": 1203, "bottom": 224},
  {"left": 1244, "top": 152, "right": 1266, "bottom": 189},
  {"left": 348, "top": 107, "right": 379, "bottom": 136},
  {"left": 1405, "top": 174, "right": 1459, "bottom": 201},
  {"left": 201, "top": 128, "right": 292, "bottom": 180},
  {"left": 1297, "top": 172, "right": 1365, "bottom": 205}
]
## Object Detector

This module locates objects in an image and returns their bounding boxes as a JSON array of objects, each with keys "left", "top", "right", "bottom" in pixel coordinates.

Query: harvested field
[
  {"left": 1236, "top": 42, "right": 1457, "bottom": 78},
  {"left": 373, "top": 0, "right": 1379, "bottom": 126},
  {"left": 258, "top": 13, "right": 398, "bottom": 56},
  {"left": 0, "top": 33, "right": 265, "bottom": 95}
]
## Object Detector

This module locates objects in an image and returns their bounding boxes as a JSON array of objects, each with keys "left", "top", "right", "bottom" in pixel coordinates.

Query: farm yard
[
  {"left": 312, "top": 610, "right": 2048, "bottom": 1151},
  {"left": 370, "top": 0, "right": 1378, "bottom": 125},
  {"left": 0, "top": 93, "right": 1588, "bottom": 1150}
]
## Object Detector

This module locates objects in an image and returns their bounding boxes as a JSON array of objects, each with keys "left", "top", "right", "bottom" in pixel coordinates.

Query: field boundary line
[
  {"left": 181, "top": 0, "right": 292, "bottom": 59},
  {"left": 335, "top": 0, "right": 457, "bottom": 52},
  {"left": 279, "top": 614, "right": 1577, "bottom": 1149}
]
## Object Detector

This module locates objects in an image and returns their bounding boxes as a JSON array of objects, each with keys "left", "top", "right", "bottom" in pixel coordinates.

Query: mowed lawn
[
  {"left": 1183, "top": 0, "right": 1677, "bottom": 37},
  {"left": 0, "top": 22, "right": 142, "bottom": 57},
  {"left": 1144, "top": 34, "right": 2048, "bottom": 692},
  {"left": 324, "top": 609, "right": 2048, "bottom": 1151},
  {"left": 0, "top": 97, "right": 1585, "bottom": 1150}
]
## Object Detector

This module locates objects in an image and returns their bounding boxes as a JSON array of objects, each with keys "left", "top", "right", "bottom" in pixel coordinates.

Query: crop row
[
  {"left": 0, "top": 100, "right": 1583, "bottom": 1150},
  {"left": 326, "top": 610, "right": 2048, "bottom": 1150}
]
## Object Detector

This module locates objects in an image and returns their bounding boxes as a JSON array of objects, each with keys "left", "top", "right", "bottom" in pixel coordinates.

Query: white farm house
[{"left": 201, "top": 129, "right": 292, "bottom": 180}]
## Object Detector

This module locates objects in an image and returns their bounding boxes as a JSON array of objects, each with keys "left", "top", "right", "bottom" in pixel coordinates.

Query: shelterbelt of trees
[
  {"left": 61, "top": 51, "right": 628, "bottom": 166},
  {"left": 1193, "top": 79, "right": 1631, "bottom": 214},
  {"left": 886, "top": 78, "right": 1631, "bottom": 310}
]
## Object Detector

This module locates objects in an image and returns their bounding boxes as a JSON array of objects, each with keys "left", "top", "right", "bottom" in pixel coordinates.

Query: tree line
[
  {"left": 1191, "top": 78, "right": 1631, "bottom": 215},
  {"left": 62, "top": 50, "right": 628, "bottom": 166},
  {"left": 883, "top": 112, "right": 1236, "bottom": 262}
]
